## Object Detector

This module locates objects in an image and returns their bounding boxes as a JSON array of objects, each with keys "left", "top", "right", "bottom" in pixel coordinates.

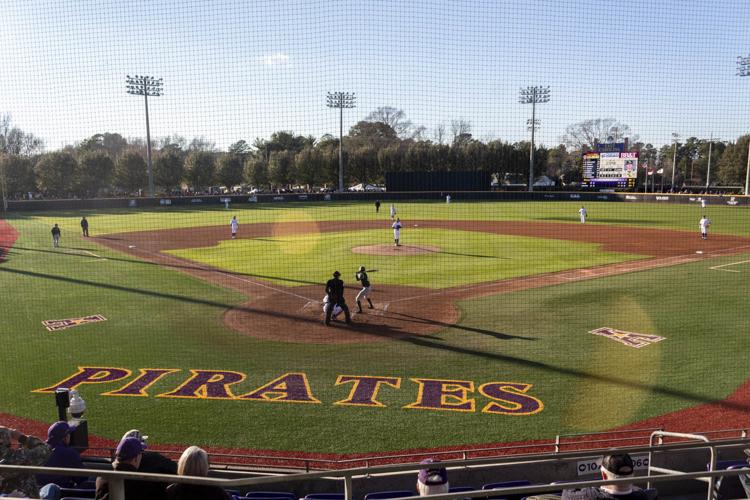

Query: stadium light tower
[
  {"left": 670, "top": 132, "right": 679, "bottom": 193},
  {"left": 519, "top": 86, "right": 550, "bottom": 191},
  {"left": 737, "top": 54, "right": 750, "bottom": 195},
  {"left": 126, "top": 75, "right": 163, "bottom": 197},
  {"left": 326, "top": 91, "right": 356, "bottom": 192}
]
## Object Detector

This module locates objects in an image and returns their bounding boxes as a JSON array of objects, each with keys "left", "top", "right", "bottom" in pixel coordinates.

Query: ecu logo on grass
[
  {"left": 42, "top": 315, "right": 107, "bottom": 332},
  {"left": 590, "top": 327, "right": 665, "bottom": 349},
  {"left": 33, "top": 367, "right": 544, "bottom": 416}
]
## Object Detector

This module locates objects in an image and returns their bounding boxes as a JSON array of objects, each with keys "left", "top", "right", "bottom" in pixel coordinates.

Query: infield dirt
[{"left": 95, "top": 220, "right": 750, "bottom": 344}]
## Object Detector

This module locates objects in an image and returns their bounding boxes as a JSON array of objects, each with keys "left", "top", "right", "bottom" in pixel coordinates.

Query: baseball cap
[
  {"left": 333, "top": 271, "right": 341, "bottom": 277},
  {"left": 601, "top": 454, "right": 634, "bottom": 476},
  {"left": 122, "top": 429, "right": 149, "bottom": 444},
  {"left": 47, "top": 421, "right": 77, "bottom": 445},
  {"left": 116, "top": 437, "right": 146, "bottom": 461},
  {"left": 418, "top": 459, "right": 448, "bottom": 485}
]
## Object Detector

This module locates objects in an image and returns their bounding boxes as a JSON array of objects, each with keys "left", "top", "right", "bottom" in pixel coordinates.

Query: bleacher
[{"left": 2, "top": 429, "right": 749, "bottom": 500}]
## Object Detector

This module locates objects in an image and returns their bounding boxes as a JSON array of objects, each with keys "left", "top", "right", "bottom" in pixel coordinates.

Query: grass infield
[{"left": 1, "top": 200, "right": 749, "bottom": 454}]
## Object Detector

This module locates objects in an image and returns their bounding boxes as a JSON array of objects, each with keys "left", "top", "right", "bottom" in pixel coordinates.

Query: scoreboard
[{"left": 582, "top": 151, "right": 638, "bottom": 188}]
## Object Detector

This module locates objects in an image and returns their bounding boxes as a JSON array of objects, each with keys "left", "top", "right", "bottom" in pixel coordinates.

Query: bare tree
[
  {"left": 450, "top": 119, "right": 472, "bottom": 143},
  {"left": 560, "top": 118, "right": 636, "bottom": 150},
  {"left": 365, "top": 107, "right": 413, "bottom": 138},
  {"left": 434, "top": 123, "right": 446, "bottom": 145},
  {"left": 0, "top": 114, "right": 44, "bottom": 156}
]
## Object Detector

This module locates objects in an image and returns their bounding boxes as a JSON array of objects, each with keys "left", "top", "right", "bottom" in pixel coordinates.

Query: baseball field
[{"left": 1, "top": 200, "right": 750, "bottom": 458}]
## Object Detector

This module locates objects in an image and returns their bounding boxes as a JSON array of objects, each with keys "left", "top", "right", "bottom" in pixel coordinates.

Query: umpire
[{"left": 325, "top": 271, "right": 352, "bottom": 326}]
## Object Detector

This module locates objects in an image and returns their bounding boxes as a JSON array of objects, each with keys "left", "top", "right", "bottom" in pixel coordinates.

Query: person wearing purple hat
[
  {"left": 37, "top": 421, "right": 86, "bottom": 488},
  {"left": 562, "top": 453, "right": 651, "bottom": 500},
  {"left": 417, "top": 458, "right": 449, "bottom": 496},
  {"left": 95, "top": 437, "right": 149, "bottom": 500}
]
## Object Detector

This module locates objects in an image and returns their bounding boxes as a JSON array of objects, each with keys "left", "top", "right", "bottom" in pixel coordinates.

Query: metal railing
[{"left": 3, "top": 434, "right": 748, "bottom": 500}]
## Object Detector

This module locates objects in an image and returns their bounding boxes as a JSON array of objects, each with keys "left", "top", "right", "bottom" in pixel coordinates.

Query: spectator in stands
[
  {"left": 166, "top": 446, "right": 230, "bottom": 500},
  {"left": 120, "top": 429, "right": 177, "bottom": 500},
  {"left": 417, "top": 458, "right": 449, "bottom": 496},
  {"left": 95, "top": 437, "right": 148, "bottom": 500},
  {"left": 37, "top": 421, "right": 86, "bottom": 488},
  {"left": 0, "top": 426, "right": 51, "bottom": 498},
  {"left": 739, "top": 448, "right": 750, "bottom": 498},
  {"left": 562, "top": 454, "right": 650, "bottom": 500}
]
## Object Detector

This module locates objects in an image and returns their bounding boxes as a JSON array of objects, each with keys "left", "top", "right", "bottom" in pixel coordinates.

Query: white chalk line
[{"left": 709, "top": 259, "right": 750, "bottom": 272}]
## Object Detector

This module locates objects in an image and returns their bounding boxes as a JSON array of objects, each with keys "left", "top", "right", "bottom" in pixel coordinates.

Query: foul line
[{"left": 709, "top": 259, "right": 750, "bottom": 273}]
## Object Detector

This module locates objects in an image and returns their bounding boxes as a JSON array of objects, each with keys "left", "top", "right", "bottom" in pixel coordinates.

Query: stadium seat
[
  {"left": 482, "top": 480, "right": 532, "bottom": 500},
  {"left": 711, "top": 459, "right": 748, "bottom": 470},
  {"left": 59, "top": 488, "right": 95, "bottom": 498},
  {"left": 237, "top": 493, "right": 296, "bottom": 500},
  {"left": 448, "top": 486, "right": 475, "bottom": 493},
  {"left": 712, "top": 464, "right": 749, "bottom": 500},
  {"left": 363, "top": 490, "right": 415, "bottom": 500},
  {"left": 61, "top": 497, "right": 95, "bottom": 500},
  {"left": 303, "top": 494, "right": 345, "bottom": 500}
]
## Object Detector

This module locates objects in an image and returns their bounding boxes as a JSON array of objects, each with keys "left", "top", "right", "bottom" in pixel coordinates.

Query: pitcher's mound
[{"left": 352, "top": 244, "right": 441, "bottom": 256}]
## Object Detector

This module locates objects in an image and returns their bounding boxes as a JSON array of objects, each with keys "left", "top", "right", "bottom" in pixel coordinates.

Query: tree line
[{"left": 1, "top": 111, "right": 749, "bottom": 201}]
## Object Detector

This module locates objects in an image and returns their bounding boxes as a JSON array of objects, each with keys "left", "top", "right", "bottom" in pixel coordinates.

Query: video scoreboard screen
[{"left": 582, "top": 151, "right": 638, "bottom": 188}]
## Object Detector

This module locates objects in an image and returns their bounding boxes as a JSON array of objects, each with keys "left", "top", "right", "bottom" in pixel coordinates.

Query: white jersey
[
  {"left": 392, "top": 220, "right": 402, "bottom": 238},
  {"left": 230, "top": 218, "right": 239, "bottom": 232},
  {"left": 699, "top": 217, "right": 710, "bottom": 231},
  {"left": 578, "top": 207, "right": 587, "bottom": 222},
  {"left": 700, "top": 199, "right": 706, "bottom": 208},
  {"left": 389, "top": 205, "right": 396, "bottom": 218}
]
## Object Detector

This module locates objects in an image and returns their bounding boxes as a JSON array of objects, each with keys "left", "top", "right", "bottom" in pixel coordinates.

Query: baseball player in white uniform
[
  {"left": 700, "top": 198, "right": 706, "bottom": 209},
  {"left": 389, "top": 204, "right": 396, "bottom": 220},
  {"left": 230, "top": 216, "right": 239, "bottom": 239},
  {"left": 355, "top": 266, "right": 377, "bottom": 312},
  {"left": 578, "top": 206, "right": 587, "bottom": 224},
  {"left": 392, "top": 218, "right": 403, "bottom": 246},
  {"left": 699, "top": 215, "right": 711, "bottom": 240},
  {"left": 322, "top": 295, "right": 343, "bottom": 320}
]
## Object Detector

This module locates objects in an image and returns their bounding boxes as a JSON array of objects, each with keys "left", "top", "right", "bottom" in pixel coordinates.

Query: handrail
[
  {"left": 649, "top": 431, "right": 714, "bottom": 500},
  {"left": 4, "top": 436, "right": 749, "bottom": 500}
]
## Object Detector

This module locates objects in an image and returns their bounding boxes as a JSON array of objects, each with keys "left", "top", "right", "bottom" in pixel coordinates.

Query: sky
[{"left": 2, "top": 0, "right": 750, "bottom": 151}]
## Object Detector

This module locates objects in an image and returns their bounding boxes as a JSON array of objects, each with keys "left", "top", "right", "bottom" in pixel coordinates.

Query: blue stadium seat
[
  {"left": 483, "top": 481, "right": 538, "bottom": 500},
  {"left": 448, "top": 486, "right": 475, "bottom": 493},
  {"left": 363, "top": 490, "right": 415, "bottom": 500},
  {"left": 61, "top": 497, "right": 95, "bottom": 500},
  {"left": 712, "top": 464, "right": 749, "bottom": 500},
  {"left": 712, "top": 459, "right": 748, "bottom": 470},
  {"left": 237, "top": 493, "right": 296, "bottom": 500},
  {"left": 303, "top": 494, "right": 345, "bottom": 500}
]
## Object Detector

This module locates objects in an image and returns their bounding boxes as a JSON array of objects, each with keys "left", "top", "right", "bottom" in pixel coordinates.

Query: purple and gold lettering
[
  {"left": 157, "top": 370, "right": 245, "bottom": 399},
  {"left": 479, "top": 382, "right": 544, "bottom": 415},
  {"left": 238, "top": 372, "right": 320, "bottom": 403},
  {"left": 404, "top": 378, "right": 475, "bottom": 412},
  {"left": 103, "top": 368, "right": 180, "bottom": 397},
  {"left": 334, "top": 375, "right": 401, "bottom": 407},
  {"left": 33, "top": 366, "right": 131, "bottom": 393}
]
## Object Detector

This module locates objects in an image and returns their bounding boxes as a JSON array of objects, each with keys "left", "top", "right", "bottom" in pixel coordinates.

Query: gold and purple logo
[
  {"left": 590, "top": 327, "right": 665, "bottom": 349},
  {"left": 42, "top": 315, "right": 107, "bottom": 332}
]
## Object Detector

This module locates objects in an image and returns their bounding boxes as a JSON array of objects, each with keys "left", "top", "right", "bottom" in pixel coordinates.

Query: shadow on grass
[{"left": 5, "top": 265, "right": 748, "bottom": 415}]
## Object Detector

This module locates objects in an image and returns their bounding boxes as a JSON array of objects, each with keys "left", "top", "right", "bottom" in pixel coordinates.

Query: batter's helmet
[
  {"left": 333, "top": 271, "right": 341, "bottom": 277},
  {"left": 359, "top": 266, "right": 365, "bottom": 272}
]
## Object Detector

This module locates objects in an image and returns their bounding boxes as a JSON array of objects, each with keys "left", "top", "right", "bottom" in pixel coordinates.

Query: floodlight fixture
[
  {"left": 326, "top": 91, "right": 357, "bottom": 191},
  {"left": 126, "top": 75, "right": 164, "bottom": 197},
  {"left": 736, "top": 55, "right": 750, "bottom": 194},
  {"left": 519, "top": 86, "right": 551, "bottom": 191}
]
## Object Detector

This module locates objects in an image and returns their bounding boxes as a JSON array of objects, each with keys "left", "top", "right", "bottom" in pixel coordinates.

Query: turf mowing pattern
[{"left": 1, "top": 200, "right": 749, "bottom": 455}]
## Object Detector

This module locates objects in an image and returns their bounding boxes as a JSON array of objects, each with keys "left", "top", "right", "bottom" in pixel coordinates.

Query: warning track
[{"left": 95, "top": 220, "right": 750, "bottom": 344}]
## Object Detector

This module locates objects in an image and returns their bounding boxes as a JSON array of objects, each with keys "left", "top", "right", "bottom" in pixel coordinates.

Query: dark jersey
[
  {"left": 326, "top": 278, "right": 345, "bottom": 302},
  {"left": 51, "top": 227, "right": 61, "bottom": 236},
  {"left": 81, "top": 219, "right": 88, "bottom": 228},
  {"left": 356, "top": 271, "right": 370, "bottom": 287}
]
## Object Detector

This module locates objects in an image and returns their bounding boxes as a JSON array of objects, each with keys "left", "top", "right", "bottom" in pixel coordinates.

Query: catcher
[
  {"left": 355, "top": 265, "right": 377, "bottom": 313},
  {"left": 324, "top": 271, "right": 352, "bottom": 326}
]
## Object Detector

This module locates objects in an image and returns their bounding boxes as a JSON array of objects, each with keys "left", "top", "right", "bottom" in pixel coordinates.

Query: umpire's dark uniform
[{"left": 325, "top": 271, "right": 352, "bottom": 325}]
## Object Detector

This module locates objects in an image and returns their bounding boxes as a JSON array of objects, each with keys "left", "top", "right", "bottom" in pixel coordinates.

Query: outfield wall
[{"left": 4, "top": 190, "right": 749, "bottom": 211}]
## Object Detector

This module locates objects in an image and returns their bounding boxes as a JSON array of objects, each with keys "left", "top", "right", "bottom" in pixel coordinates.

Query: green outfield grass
[
  {"left": 1, "top": 201, "right": 749, "bottom": 454},
  {"left": 11, "top": 199, "right": 750, "bottom": 237},
  {"left": 166, "top": 228, "right": 641, "bottom": 288}
]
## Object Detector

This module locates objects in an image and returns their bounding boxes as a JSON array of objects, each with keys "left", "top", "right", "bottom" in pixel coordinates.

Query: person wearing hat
[
  {"left": 354, "top": 265, "right": 377, "bottom": 313},
  {"left": 417, "top": 458, "right": 449, "bottom": 496},
  {"left": 324, "top": 271, "right": 352, "bottom": 326},
  {"left": 0, "top": 426, "right": 51, "bottom": 498},
  {"left": 562, "top": 453, "right": 651, "bottom": 500},
  {"left": 37, "top": 421, "right": 86, "bottom": 489},
  {"left": 95, "top": 437, "right": 148, "bottom": 500},
  {"left": 119, "top": 429, "right": 177, "bottom": 500}
]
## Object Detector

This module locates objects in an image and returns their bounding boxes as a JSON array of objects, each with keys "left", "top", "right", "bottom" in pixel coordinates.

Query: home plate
[
  {"left": 128, "top": 245, "right": 136, "bottom": 249},
  {"left": 696, "top": 251, "right": 703, "bottom": 254}
]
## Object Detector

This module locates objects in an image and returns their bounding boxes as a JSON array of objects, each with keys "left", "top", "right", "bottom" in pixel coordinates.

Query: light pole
[
  {"left": 519, "top": 86, "right": 550, "bottom": 192},
  {"left": 737, "top": 54, "right": 750, "bottom": 195},
  {"left": 126, "top": 75, "right": 163, "bottom": 197},
  {"left": 670, "top": 133, "right": 679, "bottom": 193},
  {"left": 706, "top": 134, "right": 714, "bottom": 190},
  {"left": 326, "top": 91, "right": 356, "bottom": 192}
]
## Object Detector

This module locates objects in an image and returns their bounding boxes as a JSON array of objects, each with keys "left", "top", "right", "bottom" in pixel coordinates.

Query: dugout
[{"left": 385, "top": 171, "right": 491, "bottom": 192}]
